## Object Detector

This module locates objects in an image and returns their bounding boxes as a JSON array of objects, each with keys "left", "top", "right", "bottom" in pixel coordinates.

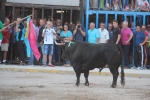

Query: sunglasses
[{"left": 108, "top": 26, "right": 112, "bottom": 27}]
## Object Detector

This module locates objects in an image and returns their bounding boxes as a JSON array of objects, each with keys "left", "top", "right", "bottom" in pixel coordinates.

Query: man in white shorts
[{"left": 0, "top": 18, "right": 10, "bottom": 64}]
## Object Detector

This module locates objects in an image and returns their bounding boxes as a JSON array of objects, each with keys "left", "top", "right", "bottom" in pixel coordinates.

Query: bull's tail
[{"left": 116, "top": 44, "right": 125, "bottom": 87}]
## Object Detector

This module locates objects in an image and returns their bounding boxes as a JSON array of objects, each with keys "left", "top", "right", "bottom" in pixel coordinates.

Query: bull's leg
[
  {"left": 109, "top": 67, "right": 119, "bottom": 88},
  {"left": 84, "top": 71, "right": 89, "bottom": 86},
  {"left": 75, "top": 71, "right": 81, "bottom": 86}
]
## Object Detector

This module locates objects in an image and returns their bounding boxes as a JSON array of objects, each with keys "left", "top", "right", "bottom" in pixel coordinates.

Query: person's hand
[
  {"left": 139, "top": 43, "right": 143, "bottom": 46},
  {"left": 70, "top": 22, "right": 73, "bottom": 25},
  {"left": 59, "top": 26, "right": 63, "bottom": 29},
  {"left": 125, "top": 41, "right": 129, "bottom": 44},
  {"left": 40, "top": 41, "right": 43, "bottom": 46}
]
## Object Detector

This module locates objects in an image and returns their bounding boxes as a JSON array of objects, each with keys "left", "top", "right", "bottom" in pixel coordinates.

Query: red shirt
[
  {"left": 144, "top": 30, "right": 148, "bottom": 46},
  {"left": 2, "top": 26, "right": 10, "bottom": 43}
]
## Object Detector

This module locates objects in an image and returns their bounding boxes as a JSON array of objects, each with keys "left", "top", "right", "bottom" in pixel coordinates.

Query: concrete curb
[{"left": 0, "top": 66, "right": 150, "bottom": 78}]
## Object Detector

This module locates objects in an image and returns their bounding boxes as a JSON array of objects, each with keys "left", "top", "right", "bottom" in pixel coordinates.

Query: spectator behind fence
[
  {"left": 98, "top": 23, "right": 109, "bottom": 43},
  {"left": 0, "top": 21, "right": 4, "bottom": 64},
  {"left": 141, "top": 25, "right": 149, "bottom": 68},
  {"left": 0, "top": 18, "right": 10, "bottom": 64},
  {"left": 28, "top": 19, "right": 39, "bottom": 66},
  {"left": 112, "top": 0, "right": 122, "bottom": 10},
  {"left": 60, "top": 24, "right": 73, "bottom": 67},
  {"left": 121, "top": 21, "right": 133, "bottom": 68},
  {"left": 42, "top": 21, "right": 57, "bottom": 67},
  {"left": 88, "top": 22, "right": 100, "bottom": 44},
  {"left": 16, "top": 17, "right": 26, "bottom": 65},
  {"left": 73, "top": 21, "right": 86, "bottom": 41},
  {"left": 38, "top": 19, "right": 46, "bottom": 65},
  {"left": 132, "top": 25, "right": 148, "bottom": 70},
  {"left": 137, "top": 0, "right": 149, "bottom": 12},
  {"left": 90, "top": 0, "right": 98, "bottom": 9},
  {"left": 112, "top": 20, "right": 121, "bottom": 45},
  {"left": 53, "top": 19, "right": 63, "bottom": 62},
  {"left": 108, "top": 23, "right": 113, "bottom": 43}
]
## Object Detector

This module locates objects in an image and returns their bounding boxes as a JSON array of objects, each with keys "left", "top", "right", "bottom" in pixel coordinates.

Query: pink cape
[{"left": 29, "top": 20, "right": 41, "bottom": 60}]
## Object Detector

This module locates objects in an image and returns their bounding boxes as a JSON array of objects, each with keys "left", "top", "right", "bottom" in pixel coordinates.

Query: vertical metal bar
[
  {"left": 86, "top": 0, "right": 90, "bottom": 42},
  {"left": 124, "top": 14, "right": 126, "bottom": 21},
  {"left": 105, "top": 14, "right": 108, "bottom": 29},
  {"left": 96, "top": 13, "right": 99, "bottom": 28},
  {"left": 42, "top": 8, "right": 44, "bottom": 18},
  {"left": 70, "top": 9, "right": 72, "bottom": 23},
  {"left": 115, "top": 14, "right": 117, "bottom": 20},
  {"left": 32, "top": 8, "right": 34, "bottom": 20},
  {"left": 61, "top": 9, "right": 63, "bottom": 25},
  {"left": 10, "top": 6, "right": 15, "bottom": 61},
  {"left": 143, "top": 15, "right": 146, "bottom": 25},
  {"left": 82, "top": 11, "right": 84, "bottom": 27},
  {"left": 132, "top": 14, "right": 136, "bottom": 67},
  {"left": 22, "top": 7, "right": 25, "bottom": 17},
  {"left": 51, "top": 8, "right": 54, "bottom": 20}
]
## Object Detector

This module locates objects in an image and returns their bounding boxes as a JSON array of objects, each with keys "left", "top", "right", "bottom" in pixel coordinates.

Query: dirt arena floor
[{"left": 0, "top": 71, "right": 150, "bottom": 100}]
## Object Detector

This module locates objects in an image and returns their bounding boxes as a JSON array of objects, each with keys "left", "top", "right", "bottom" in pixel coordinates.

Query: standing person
[
  {"left": 121, "top": 21, "right": 133, "bottom": 68},
  {"left": 0, "top": 21, "right": 4, "bottom": 64},
  {"left": 0, "top": 18, "right": 10, "bottom": 64},
  {"left": 53, "top": 19, "right": 63, "bottom": 62},
  {"left": 42, "top": 21, "right": 57, "bottom": 67},
  {"left": 108, "top": 23, "right": 113, "bottom": 43},
  {"left": 38, "top": 19, "right": 46, "bottom": 65},
  {"left": 132, "top": 25, "right": 148, "bottom": 70},
  {"left": 73, "top": 21, "right": 86, "bottom": 41},
  {"left": 60, "top": 24, "right": 73, "bottom": 67},
  {"left": 29, "top": 19, "right": 39, "bottom": 66},
  {"left": 16, "top": 17, "right": 26, "bottom": 65},
  {"left": 141, "top": 25, "right": 149, "bottom": 68},
  {"left": 88, "top": 22, "right": 100, "bottom": 44},
  {"left": 98, "top": 23, "right": 109, "bottom": 43},
  {"left": 112, "top": 20, "right": 121, "bottom": 45}
]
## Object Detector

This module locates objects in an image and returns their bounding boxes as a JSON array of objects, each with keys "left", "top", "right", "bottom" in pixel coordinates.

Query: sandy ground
[{"left": 0, "top": 71, "right": 150, "bottom": 100}]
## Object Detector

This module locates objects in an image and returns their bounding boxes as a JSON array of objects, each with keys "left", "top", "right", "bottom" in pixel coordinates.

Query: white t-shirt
[
  {"left": 98, "top": 28, "right": 109, "bottom": 43},
  {"left": 138, "top": 0, "right": 149, "bottom": 7},
  {"left": 43, "top": 28, "right": 56, "bottom": 44}
]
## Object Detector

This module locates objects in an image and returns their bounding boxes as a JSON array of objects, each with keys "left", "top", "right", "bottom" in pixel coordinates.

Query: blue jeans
[
  {"left": 41, "top": 44, "right": 44, "bottom": 64},
  {"left": 122, "top": 0, "right": 129, "bottom": 8},
  {"left": 29, "top": 49, "right": 34, "bottom": 65},
  {"left": 44, "top": 44, "right": 54, "bottom": 55}
]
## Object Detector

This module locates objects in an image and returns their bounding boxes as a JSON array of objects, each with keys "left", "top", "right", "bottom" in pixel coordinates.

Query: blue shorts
[{"left": 44, "top": 44, "right": 54, "bottom": 55}]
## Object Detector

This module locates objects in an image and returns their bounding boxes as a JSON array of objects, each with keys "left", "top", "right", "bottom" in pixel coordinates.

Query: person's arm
[
  {"left": 42, "top": 29, "right": 46, "bottom": 37},
  {"left": 106, "top": 31, "right": 109, "bottom": 43},
  {"left": 116, "top": 29, "right": 121, "bottom": 44},
  {"left": 64, "top": 31, "right": 73, "bottom": 41},
  {"left": 73, "top": 26, "right": 78, "bottom": 35},
  {"left": 79, "top": 27, "right": 86, "bottom": 36},
  {"left": 139, "top": 36, "right": 148, "bottom": 46},
  {"left": 96, "top": 38, "right": 100, "bottom": 44},
  {"left": 125, "top": 33, "right": 133, "bottom": 44}
]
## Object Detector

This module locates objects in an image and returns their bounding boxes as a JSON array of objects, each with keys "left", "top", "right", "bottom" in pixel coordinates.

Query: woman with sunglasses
[{"left": 60, "top": 24, "right": 73, "bottom": 67}]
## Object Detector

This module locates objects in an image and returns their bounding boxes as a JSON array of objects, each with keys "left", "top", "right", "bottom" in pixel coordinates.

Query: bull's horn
[{"left": 55, "top": 41, "right": 65, "bottom": 45}]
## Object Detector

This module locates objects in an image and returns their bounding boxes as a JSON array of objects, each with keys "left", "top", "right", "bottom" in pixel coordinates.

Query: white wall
[{"left": 6, "top": 0, "right": 79, "bottom": 6}]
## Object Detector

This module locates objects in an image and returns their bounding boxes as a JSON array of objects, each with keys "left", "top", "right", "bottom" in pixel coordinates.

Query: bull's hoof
[
  {"left": 85, "top": 82, "right": 89, "bottom": 86},
  {"left": 120, "top": 80, "right": 125, "bottom": 87},
  {"left": 111, "top": 85, "right": 117, "bottom": 88},
  {"left": 75, "top": 83, "right": 80, "bottom": 86}
]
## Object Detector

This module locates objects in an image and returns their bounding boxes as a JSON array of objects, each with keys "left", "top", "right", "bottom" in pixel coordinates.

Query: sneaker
[
  {"left": 131, "top": 66, "right": 136, "bottom": 69},
  {"left": 48, "top": 64, "right": 55, "bottom": 67},
  {"left": 43, "top": 64, "right": 46, "bottom": 67},
  {"left": 141, "top": 67, "right": 147, "bottom": 70},
  {"left": 137, "top": 67, "right": 142, "bottom": 70}
]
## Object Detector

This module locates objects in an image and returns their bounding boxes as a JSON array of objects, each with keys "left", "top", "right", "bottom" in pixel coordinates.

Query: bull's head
[{"left": 55, "top": 41, "right": 75, "bottom": 60}]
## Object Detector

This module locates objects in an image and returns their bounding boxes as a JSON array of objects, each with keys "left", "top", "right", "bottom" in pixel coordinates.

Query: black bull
[{"left": 55, "top": 41, "right": 125, "bottom": 88}]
